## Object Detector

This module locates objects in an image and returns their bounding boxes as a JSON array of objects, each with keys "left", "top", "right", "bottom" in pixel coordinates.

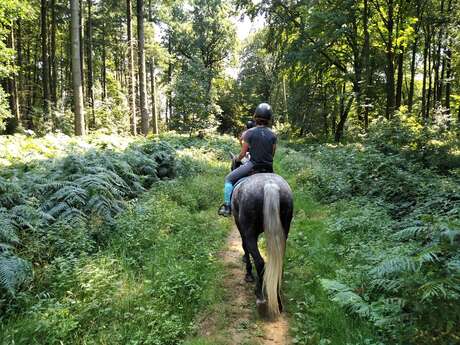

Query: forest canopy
[{"left": 0, "top": 0, "right": 458, "bottom": 140}]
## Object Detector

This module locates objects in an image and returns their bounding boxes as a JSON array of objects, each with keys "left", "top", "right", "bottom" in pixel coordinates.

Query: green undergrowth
[
  {"left": 278, "top": 126, "right": 459, "bottom": 345},
  {"left": 276, "top": 149, "right": 381, "bottom": 345},
  {"left": 0, "top": 132, "right": 237, "bottom": 344}
]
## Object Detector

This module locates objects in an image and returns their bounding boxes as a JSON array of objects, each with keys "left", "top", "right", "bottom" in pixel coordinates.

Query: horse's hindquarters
[{"left": 232, "top": 173, "right": 293, "bottom": 319}]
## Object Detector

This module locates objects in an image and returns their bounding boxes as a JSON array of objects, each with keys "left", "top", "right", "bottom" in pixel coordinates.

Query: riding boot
[{"left": 218, "top": 203, "right": 232, "bottom": 217}]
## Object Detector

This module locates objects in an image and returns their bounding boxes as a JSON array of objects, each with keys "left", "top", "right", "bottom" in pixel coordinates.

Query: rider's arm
[
  {"left": 273, "top": 144, "right": 276, "bottom": 157},
  {"left": 237, "top": 142, "right": 249, "bottom": 161}
]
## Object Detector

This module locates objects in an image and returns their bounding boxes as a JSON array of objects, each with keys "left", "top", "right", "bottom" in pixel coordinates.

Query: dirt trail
[{"left": 198, "top": 225, "right": 291, "bottom": 345}]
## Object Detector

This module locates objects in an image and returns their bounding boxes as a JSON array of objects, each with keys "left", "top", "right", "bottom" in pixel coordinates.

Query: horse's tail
[{"left": 263, "top": 182, "right": 285, "bottom": 318}]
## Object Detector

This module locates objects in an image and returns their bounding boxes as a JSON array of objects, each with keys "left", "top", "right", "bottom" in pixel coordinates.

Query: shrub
[{"left": 287, "top": 135, "right": 460, "bottom": 344}]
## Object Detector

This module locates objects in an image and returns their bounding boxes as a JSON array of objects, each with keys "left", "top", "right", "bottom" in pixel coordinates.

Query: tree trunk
[
  {"left": 434, "top": 0, "right": 444, "bottom": 105},
  {"left": 4, "top": 27, "right": 20, "bottom": 133},
  {"left": 408, "top": 40, "right": 417, "bottom": 112},
  {"left": 385, "top": 0, "right": 395, "bottom": 119},
  {"left": 16, "top": 19, "right": 23, "bottom": 124},
  {"left": 421, "top": 29, "right": 429, "bottom": 120},
  {"left": 101, "top": 24, "right": 107, "bottom": 100},
  {"left": 150, "top": 58, "right": 158, "bottom": 134},
  {"left": 41, "top": 0, "right": 50, "bottom": 116},
  {"left": 427, "top": 33, "right": 433, "bottom": 121},
  {"left": 127, "top": 0, "right": 137, "bottom": 134},
  {"left": 86, "top": 0, "right": 95, "bottom": 128},
  {"left": 50, "top": 0, "right": 57, "bottom": 105},
  {"left": 137, "top": 0, "right": 149, "bottom": 135},
  {"left": 363, "top": 0, "right": 370, "bottom": 130},
  {"left": 79, "top": 0, "right": 85, "bottom": 100},
  {"left": 395, "top": 49, "right": 404, "bottom": 109},
  {"left": 71, "top": 0, "right": 85, "bottom": 135},
  {"left": 167, "top": 32, "right": 172, "bottom": 125},
  {"left": 445, "top": 48, "right": 452, "bottom": 117},
  {"left": 335, "top": 84, "right": 354, "bottom": 143}
]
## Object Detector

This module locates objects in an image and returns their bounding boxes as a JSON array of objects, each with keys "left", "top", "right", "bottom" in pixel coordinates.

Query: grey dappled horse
[{"left": 230, "top": 157, "right": 293, "bottom": 318}]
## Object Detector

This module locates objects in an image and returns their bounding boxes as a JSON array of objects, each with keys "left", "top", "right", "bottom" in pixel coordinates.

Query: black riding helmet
[{"left": 254, "top": 103, "right": 273, "bottom": 121}]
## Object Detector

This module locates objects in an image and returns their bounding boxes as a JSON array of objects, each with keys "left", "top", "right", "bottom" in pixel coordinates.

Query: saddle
[{"left": 249, "top": 163, "right": 274, "bottom": 175}]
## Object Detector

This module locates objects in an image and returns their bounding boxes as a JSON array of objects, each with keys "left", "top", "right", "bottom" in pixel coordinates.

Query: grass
[
  {"left": 276, "top": 148, "right": 382, "bottom": 345},
  {"left": 0, "top": 141, "right": 233, "bottom": 345}
]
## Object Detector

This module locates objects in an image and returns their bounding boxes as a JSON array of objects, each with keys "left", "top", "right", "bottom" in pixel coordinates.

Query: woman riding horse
[
  {"left": 218, "top": 103, "right": 277, "bottom": 217},
  {"left": 219, "top": 103, "right": 293, "bottom": 319}
]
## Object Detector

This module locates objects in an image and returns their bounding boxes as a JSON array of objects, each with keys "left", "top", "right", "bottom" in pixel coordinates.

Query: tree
[
  {"left": 127, "top": 0, "right": 137, "bottom": 134},
  {"left": 41, "top": 0, "right": 50, "bottom": 115},
  {"left": 71, "top": 0, "right": 85, "bottom": 135},
  {"left": 137, "top": 0, "right": 149, "bottom": 135},
  {"left": 166, "top": 0, "right": 236, "bottom": 133}
]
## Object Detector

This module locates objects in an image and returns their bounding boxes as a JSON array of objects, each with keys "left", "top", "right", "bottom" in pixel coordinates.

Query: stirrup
[{"left": 218, "top": 203, "right": 232, "bottom": 217}]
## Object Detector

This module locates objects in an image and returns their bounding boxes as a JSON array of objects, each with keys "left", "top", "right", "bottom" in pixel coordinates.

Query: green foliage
[
  {"left": 171, "top": 61, "right": 220, "bottom": 133},
  {"left": 366, "top": 115, "right": 460, "bottom": 173},
  {"left": 0, "top": 88, "right": 12, "bottom": 131},
  {"left": 0, "top": 135, "right": 230, "bottom": 345},
  {"left": 165, "top": 0, "right": 236, "bottom": 134},
  {"left": 0, "top": 256, "right": 31, "bottom": 295},
  {"left": 281, "top": 126, "right": 460, "bottom": 344},
  {"left": 0, "top": 134, "right": 179, "bottom": 297}
]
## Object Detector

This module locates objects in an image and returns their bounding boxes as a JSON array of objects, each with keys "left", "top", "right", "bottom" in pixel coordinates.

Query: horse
[{"left": 230, "top": 156, "right": 293, "bottom": 319}]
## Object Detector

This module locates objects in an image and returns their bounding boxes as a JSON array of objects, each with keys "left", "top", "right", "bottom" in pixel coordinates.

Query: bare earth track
[{"left": 197, "top": 225, "right": 291, "bottom": 345}]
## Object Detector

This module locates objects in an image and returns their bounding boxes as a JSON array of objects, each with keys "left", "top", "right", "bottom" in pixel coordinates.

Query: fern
[
  {"left": 321, "top": 279, "right": 372, "bottom": 318},
  {"left": 0, "top": 177, "right": 24, "bottom": 208},
  {"left": 393, "top": 226, "right": 426, "bottom": 241},
  {"left": 418, "top": 279, "right": 459, "bottom": 301},
  {"left": 0, "top": 254, "right": 32, "bottom": 295},
  {"left": 0, "top": 209, "right": 19, "bottom": 246},
  {"left": 370, "top": 256, "right": 418, "bottom": 277}
]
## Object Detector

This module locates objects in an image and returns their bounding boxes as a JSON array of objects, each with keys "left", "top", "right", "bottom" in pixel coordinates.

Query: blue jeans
[{"left": 224, "top": 161, "right": 254, "bottom": 205}]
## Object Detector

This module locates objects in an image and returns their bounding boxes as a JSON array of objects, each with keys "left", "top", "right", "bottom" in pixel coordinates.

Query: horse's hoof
[
  {"left": 256, "top": 298, "right": 269, "bottom": 319},
  {"left": 244, "top": 274, "right": 255, "bottom": 283}
]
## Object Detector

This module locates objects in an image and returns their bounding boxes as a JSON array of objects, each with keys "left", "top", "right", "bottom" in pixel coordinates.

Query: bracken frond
[{"left": 0, "top": 254, "right": 32, "bottom": 295}]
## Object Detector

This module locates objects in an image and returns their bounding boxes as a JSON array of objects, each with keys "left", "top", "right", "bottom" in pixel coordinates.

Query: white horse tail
[{"left": 263, "top": 182, "right": 285, "bottom": 318}]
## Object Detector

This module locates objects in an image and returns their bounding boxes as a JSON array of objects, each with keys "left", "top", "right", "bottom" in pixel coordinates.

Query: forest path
[{"left": 193, "top": 225, "right": 291, "bottom": 345}]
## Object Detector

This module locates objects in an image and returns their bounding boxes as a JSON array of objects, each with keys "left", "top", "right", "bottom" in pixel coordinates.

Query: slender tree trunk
[
  {"left": 4, "top": 26, "right": 20, "bottom": 133},
  {"left": 385, "top": 0, "right": 395, "bottom": 119},
  {"left": 335, "top": 84, "right": 354, "bottom": 143},
  {"left": 408, "top": 40, "right": 417, "bottom": 112},
  {"left": 127, "top": 0, "right": 137, "bottom": 134},
  {"left": 422, "top": 29, "right": 429, "bottom": 120},
  {"left": 79, "top": 0, "right": 84, "bottom": 100},
  {"left": 167, "top": 32, "right": 172, "bottom": 125},
  {"left": 427, "top": 34, "right": 433, "bottom": 121},
  {"left": 395, "top": 49, "right": 404, "bottom": 109},
  {"left": 86, "top": 0, "right": 95, "bottom": 129},
  {"left": 17, "top": 19, "right": 23, "bottom": 124},
  {"left": 434, "top": 0, "right": 444, "bottom": 105},
  {"left": 101, "top": 24, "right": 107, "bottom": 100},
  {"left": 137, "top": 0, "right": 149, "bottom": 135},
  {"left": 363, "top": 0, "right": 370, "bottom": 130},
  {"left": 445, "top": 47, "right": 452, "bottom": 116},
  {"left": 41, "top": 0, "right": 50, "bottom": 116},
  {"left": 50, "top": 0, "right": 57, "bottom": 105},
  {"left": 149, "top": 59, "right": 158, "bottom": 134},
  {"left": 71, "top": 0, "right": 85, "bottom": 135}
]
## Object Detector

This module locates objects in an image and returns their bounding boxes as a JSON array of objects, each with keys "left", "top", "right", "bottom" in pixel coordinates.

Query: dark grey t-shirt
[{"left": 243, "top": 126, "right": 277, "bottom": 166}]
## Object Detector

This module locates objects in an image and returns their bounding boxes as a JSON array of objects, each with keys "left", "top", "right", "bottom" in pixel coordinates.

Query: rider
[
  {"left": 218, "top": 103, "right": 277, "bottom": 217},
  {"left": 239, "top": 119, "right": 256, "bottom": 145}
]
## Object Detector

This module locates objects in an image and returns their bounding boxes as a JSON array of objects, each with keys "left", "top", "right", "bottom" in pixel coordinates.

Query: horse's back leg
[
  {"left": 235, "top": 215, "right": 254, "bottom": 283},
  {"left": 245, "top": 234, "right": 265, "bottom": 301},
  {"left": 242, "top": 240, "right": 254, "bottom": 282}
]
